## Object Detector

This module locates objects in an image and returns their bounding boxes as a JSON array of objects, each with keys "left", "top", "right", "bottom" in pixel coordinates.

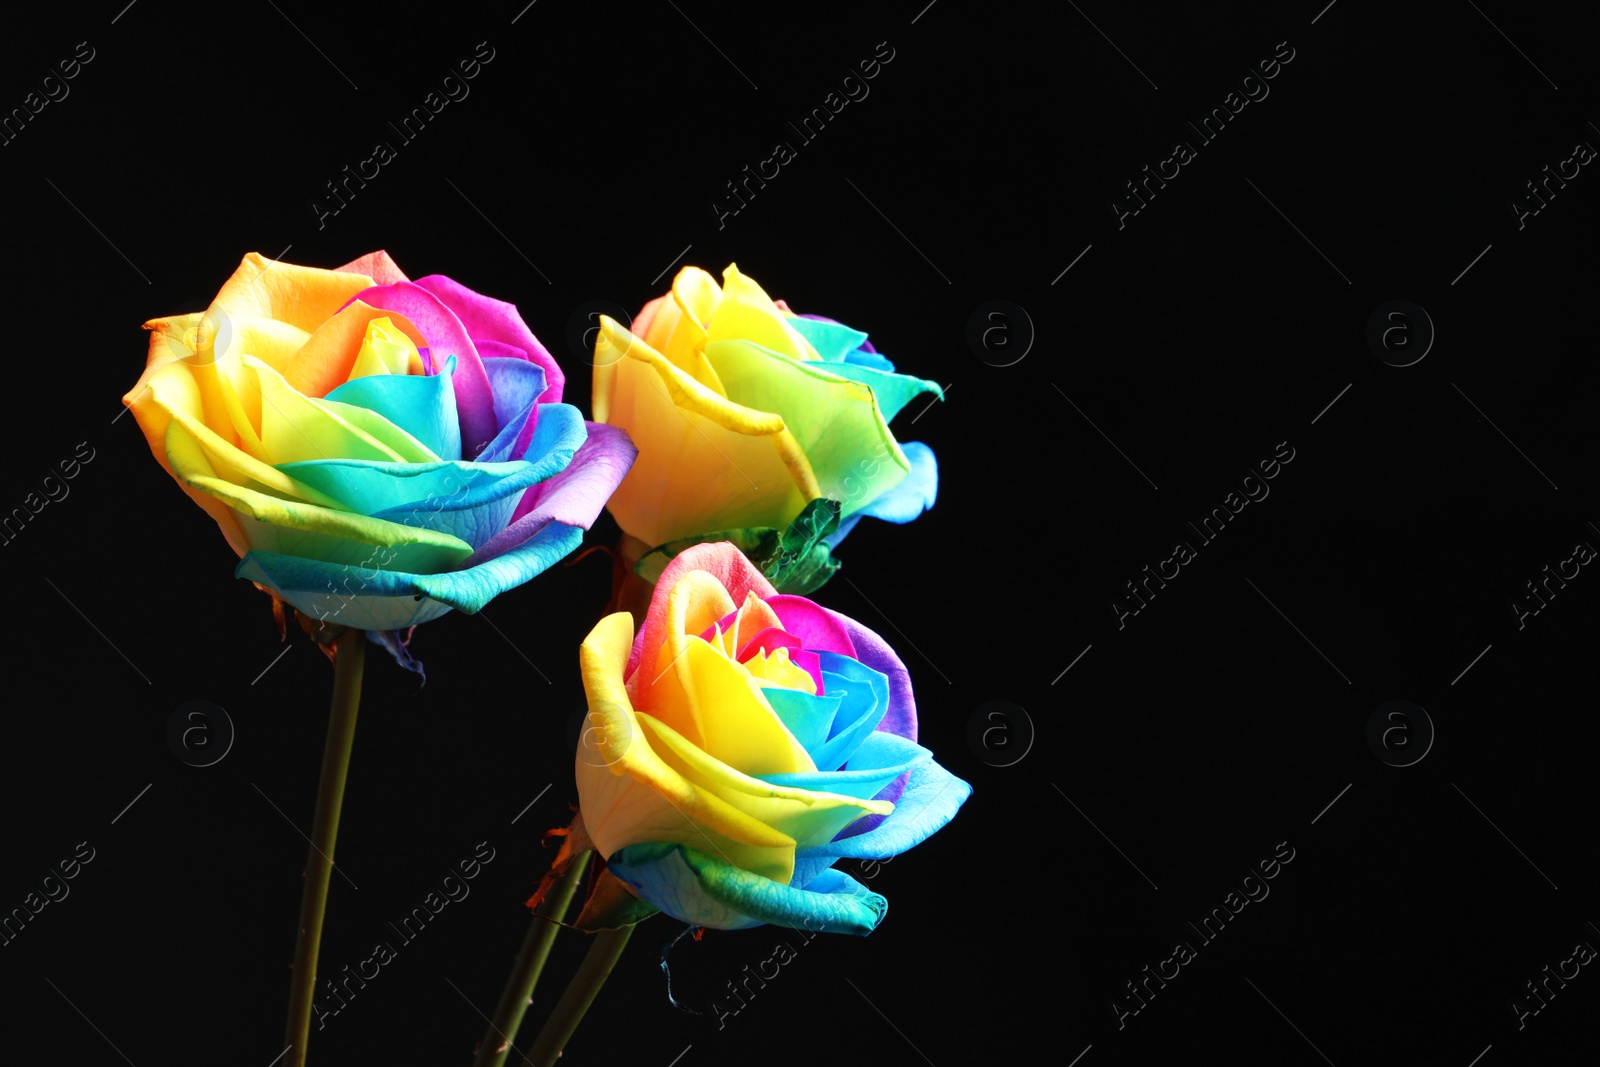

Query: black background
[{"left": 3, "top": 2, "right": 1598, "bottom": 1064}]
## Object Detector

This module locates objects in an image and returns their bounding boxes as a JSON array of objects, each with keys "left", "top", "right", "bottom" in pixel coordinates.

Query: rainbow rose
[
  {"left": 593, "top": 264, "right": 941, "bottom": 595},
  {"left": 574, "top": 541, "right": 969, "bottom": 934},
  {"left": 123, "top": 251, "right": 636, "bottom": 649}
]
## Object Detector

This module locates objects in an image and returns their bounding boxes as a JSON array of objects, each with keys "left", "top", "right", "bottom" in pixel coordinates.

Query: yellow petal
[
  {"left": 710, "top": 264, "right": 820, "bottom": 362},
  {"left": 575, "top": 612, "right": 798, "bottom": 883},
  {"left": 248, "top": 356, "right": 438, "bottom": 465},
  {"left": 349, "top": 317, "right": 420, "bottom": 379},
  {"left": 285, "top": 300, "right": 430, "bottom": 399},
  {"left": 633, "top": 711, "right": 890, "bottom": 852},
  {"left": 593, "top": 317, "right": 820, "bottom": 546},
  {"left": 210, "top": 251, "right": 375, "bottom": 335},
  {"left": 744, "top": 646, "right": 816, "bottom": 695}
]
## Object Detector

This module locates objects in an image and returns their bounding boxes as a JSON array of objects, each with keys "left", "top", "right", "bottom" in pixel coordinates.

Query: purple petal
[
  {"left": 476, "top": 339, "right": 526, "bottom": 362},
  {"left": 413, "top": 274, "right": 564, "bottom": 406},
  {"left": 347, "top": 282, "right": 498, "bottom": 459},
  {"left": 834, "top": 614, "right": 917, "bottom": 743},
  {"left": 467, "top": 423, "right": 637, "bottom": 566}
]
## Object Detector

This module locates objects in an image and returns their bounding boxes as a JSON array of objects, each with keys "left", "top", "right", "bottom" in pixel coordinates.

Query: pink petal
[
  {"left": 336, "top": 251, "right": 410, "bottom": 285},
  {"left": 626, "top": 543, "right": 778, "bottom": 683}
]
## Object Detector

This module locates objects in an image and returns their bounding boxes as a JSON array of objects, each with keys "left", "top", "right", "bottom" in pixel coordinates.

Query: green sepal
[
  {"left": 635, "top": 499, "right": 844, "bottom": 596},
  {"left": 573, "top": 867, "right": 661, "bottom": 931}
]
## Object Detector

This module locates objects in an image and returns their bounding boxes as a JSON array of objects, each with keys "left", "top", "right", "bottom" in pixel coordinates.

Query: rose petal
[
  {"left": 412, "top": 273, "right": 564, "bottom": 406},
  {"left": 476, "top": 357, "right": 548, "bottom": 464},
  {"left": 575, "top": 613, "right": 799, "bottom": 883},
  {"left": 336, "top": 250, "right": 410, "bottom": 285},
  {"left": 607, "top": 843, "right": 887, "bottom": 934},
  {"left": 466, "top": 418, "right": 635, "bottom": 566},
  {"left": 236, "top": 517, "right": 584, "bottom": 630},
  {"left": 349, "top": 282, "right": 498, "bottom": 458},
  {"left": 627, "top": 541, "right": 777, "bottom": 685},
  {"left": 593, "top": 316, "right": 820, "bottom": 547},
  {"left": 826, "top": 441, "right": 938, "bottom": 549},
  {"left": 324, "top": 353, "right": 462, "bottom": 460},
  {"left": 700, "top": 338, "right": 916, "bottom": 518},
  {"left": 764, "top": 595, "right": 857, "bottom": 658},
  {"left": 787, "top": 754, "right": 971, "bottom": 888},
  {"left": 785, "top": 314, "right": 869, "bottom": 362}
]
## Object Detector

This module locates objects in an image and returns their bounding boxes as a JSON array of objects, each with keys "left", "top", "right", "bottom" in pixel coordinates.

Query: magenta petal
[
  {"left": 693, "top": 617, "right": 827, "bottom": 694},
  {"left": 736, "top": 625, "right": 801, "bottom": 659},
  {"left": 765, "top": 595, "right": 857, "bottom": 660},
  {"left": 737, "top": 628, "right": 825, "bottom": 691},
  {"left": 413, "top": 274, "right": 564, "bottom": 406},
  {"left": 348, "top": 282, "right": 498, "bottom": 459},
  {"left": 834, "top": 614, "right": 917, "bottom": 742},
  {"left": 466, "top": 422, "right": 637, "bottom": 567}
]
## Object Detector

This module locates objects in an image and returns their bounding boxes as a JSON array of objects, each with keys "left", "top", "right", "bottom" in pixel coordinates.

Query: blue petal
[
  {"left": 788, "top": 756, "right": 971, "bottom": 888},
  {"left": 512, "top": 403, "right": 588, "bottom": 485},
  {"left": 325, "top": 355, "right": 461, "bottom": 460},
  {"left": 809, "top": 653, "right": 890, "bottom": 770},
  {"left": 755, "top": 653, "right": 888, "bottom": 770},
  {"left": 235, "top": 521, "right": 585, "bottom": 631},
  {"left": 843, "top": 346, "right": 896, "bottom": 372},
  {"left": 367, "top": 465, "right": 550, "bottom": 550},
  {"left": 758, "top": 730, "right": 928, "bottom": 803},
  {"left": 827, "top": 441, "right": 938, "bottom": 549},
  {"left": 477, "top": 357, "right": 548, "bottom": 462},
  {"left": 607, "top": 842, "right": 887, "bottom": 934}
]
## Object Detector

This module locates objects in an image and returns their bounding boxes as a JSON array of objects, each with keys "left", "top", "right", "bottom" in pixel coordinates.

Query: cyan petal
[
  {"left": 607, "top": 842, "right": 887, "bottom": 935},
  {"left": 757, "top": 730, "right": 928, "bottom": 803},
  {"left": 806, "top": 361, "right": 941, "bottom": 423},
  {"left": 235, "top": 520, "right": 583, "bottom": 628},
  {"left": 325, "top": 354, "right": 462, "bottom": 460},
  {"left": 276, "top": 459, "right": 537, "bottom": 520},
  {"left": 787, "top": 315, "right": 870, "bottom": 363},
  {"left": 762, "top": 687, "right": 843, "bottom": 755},
  {"left": 232, "top": 557, "right": 459, "bottom": 632},
  {"left": 411, "top": 520, "right": 584, "bottom": 610},
  {"left": 827, "top": 441, "right": 938, "bottom": 549}
]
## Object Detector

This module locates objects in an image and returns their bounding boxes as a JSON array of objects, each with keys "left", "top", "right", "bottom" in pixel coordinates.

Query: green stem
[
  {"left": 473, "top": 851, "right": 594, "bottom": 1067},
  {"left": 521, "top": 925, "right": 634, "bottom": 1067},
  {"left": 283, "top": 629, "right": 366, "bottom": 1067}
]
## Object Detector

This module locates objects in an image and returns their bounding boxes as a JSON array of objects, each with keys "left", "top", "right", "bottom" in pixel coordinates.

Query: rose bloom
[
  {"left": 592, "top": 265, "right": 941, "bottom": 583},
  {"left": 575, "top": 542, "right": 969, "bottom": 934},
  {"left": 123, "top": 251, "right": 636, "bottom": 639}
]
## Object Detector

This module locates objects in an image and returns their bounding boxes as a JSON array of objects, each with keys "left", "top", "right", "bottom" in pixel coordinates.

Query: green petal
[
  {"left": 701, "top": 339, "right": 916, "bottom": 516},
  {"left": 167, "top": 419, "right": 474, "bottom": 573}
]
